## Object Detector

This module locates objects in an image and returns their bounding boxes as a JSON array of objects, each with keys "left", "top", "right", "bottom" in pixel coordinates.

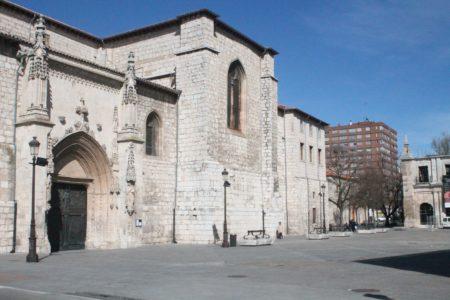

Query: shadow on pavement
[{"left": 356, "top": 249, "right": 450, "bottom": 277}]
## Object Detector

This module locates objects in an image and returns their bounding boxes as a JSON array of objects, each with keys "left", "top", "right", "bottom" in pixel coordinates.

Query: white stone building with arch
[
  {"left": 401, "top": 138, "right": 450, "bottom": 228},
  {"left": 0, "top": 2, "right": 327, "bottom": 254}
]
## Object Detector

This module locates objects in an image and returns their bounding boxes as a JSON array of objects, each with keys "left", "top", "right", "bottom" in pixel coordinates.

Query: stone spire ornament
[
  {"left": 123, "top": 52, "right": 138, "bottom": 105},
  {"left": 110, "top": 106, "right": 120, "bottom": 197},
  {"left": 402, "top": 135, "right": 412, "bottom": 158},
  {"left": 18, "top": 14, "right": 52, "bottom": 123},
  {"left": 118, "top": 52, "right": 143, "bottom": 143},
  {"left": 28, "top": 15, "right": 48, "bottom": 81}
]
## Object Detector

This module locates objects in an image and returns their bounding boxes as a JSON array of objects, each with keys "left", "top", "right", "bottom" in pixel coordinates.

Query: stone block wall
[
  {"left": 108, "top": 26, "right": 179, "bottom": 84},
  {"left": 277, "top": 111, "right": 328, "bottom": 235},
  {"left": 0, "top": 7, "right": 99, "bottom": 64},
  {"left": 137, "top": 89, "right": 177, "bottom": 244},
  {"left": 401, "top": 156, "right": 450, "bottom": 228},
  {"left": 0, "top": 5, "right": 288, "bottom": 252},
  {"left": 0, "top": 39, "right": 19, "bottom": 253}
]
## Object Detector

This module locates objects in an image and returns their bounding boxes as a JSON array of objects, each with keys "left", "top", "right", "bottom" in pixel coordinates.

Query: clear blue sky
[{"left": 13, "top": 0, "right": 450, "bottom": 155}]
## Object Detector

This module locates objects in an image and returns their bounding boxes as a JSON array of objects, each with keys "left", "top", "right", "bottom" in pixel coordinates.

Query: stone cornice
[
  {"left": 16, "top": 118, "right": 55, "bottom": 128},
  {"left": 175, "top": 46, "right": 220, "bottom": 56}
]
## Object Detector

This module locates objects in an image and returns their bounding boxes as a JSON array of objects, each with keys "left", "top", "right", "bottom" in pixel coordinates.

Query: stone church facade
[{"left": 0, "top": 1, "right": 327, "bottom": 254}]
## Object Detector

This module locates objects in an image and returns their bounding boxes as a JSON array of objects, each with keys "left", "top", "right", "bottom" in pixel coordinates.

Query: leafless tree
[
  {"left": 431, "top": 132, "right": 450, "bottom": 155},
  {"left": 356, "top": 168, "right": 402, "bottom": 226},
  {"left": 327, "top": 145, "right": 359, "bottom": 226}
]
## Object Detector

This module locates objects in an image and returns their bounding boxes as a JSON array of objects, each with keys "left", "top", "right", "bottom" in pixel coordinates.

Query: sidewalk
[{"left": 1, "top": 229, "right": 449, "bottom": 300}]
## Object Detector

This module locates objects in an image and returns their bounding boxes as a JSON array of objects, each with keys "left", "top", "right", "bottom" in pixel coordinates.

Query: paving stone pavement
[{"left": 0, "top": 229, "right": 449, "bottom": 300}]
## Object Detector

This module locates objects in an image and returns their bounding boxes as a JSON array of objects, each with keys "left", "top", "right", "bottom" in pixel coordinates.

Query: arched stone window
[
  {"left": 419, "top": 203, "right": 433, "bottom": 225},
  {"left": 227, "top": 61, "right": 245, "bottom": 130},
  {"left": 146, "top": 112, "right": 160, "bottom": 156}
]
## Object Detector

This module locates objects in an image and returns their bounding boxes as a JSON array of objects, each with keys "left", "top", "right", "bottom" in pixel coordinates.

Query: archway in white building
[
  {"left": 419, "top": 203, "right": 434, "bottom": 225},
  {"left": 49, "top": 132, "right": 112, "bottom": 251}
]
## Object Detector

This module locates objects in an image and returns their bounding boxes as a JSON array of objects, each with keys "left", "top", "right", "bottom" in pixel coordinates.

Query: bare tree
[
  {"left": 356, "top": 168, "right": 402, "bottom": 226},
  {"left": 431, "top": 132, "right": 450, "bottom": 155},
  {"left": 327, "top": 146, "right": 359, "bottom": 226}
]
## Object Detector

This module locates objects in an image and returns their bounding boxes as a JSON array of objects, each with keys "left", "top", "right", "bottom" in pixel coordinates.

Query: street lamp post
[
  {"left": 27, "top": 137, "right": 40, "bottom": 263},
  {"left": 320, "top": 184, "right": 326, "bottom": 233},
  {"left": 222, "top": 169, "right": 230, "bottom": 248},
  {"left": 26, "top": 137, "right": 48, "bottom": 263}
]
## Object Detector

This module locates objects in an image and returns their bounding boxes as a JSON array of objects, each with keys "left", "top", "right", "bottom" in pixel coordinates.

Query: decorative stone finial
[
  {"left": 402, "top": 135, "right": 411, "bottom": 158},
  {"left": 123, "top": 52, "right": 138, "bottom": 105},
  {"left": 28, "top": 14, "right": 48, "bottom": 80},
  {"left": 126, "top": 52, "right": 136, "bottom": 86},
  {"left": 35, "top": 15, "right": 46, "bottom": 34}
]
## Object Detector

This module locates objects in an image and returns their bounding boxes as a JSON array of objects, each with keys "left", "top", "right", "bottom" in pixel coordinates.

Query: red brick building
[{"left": 325, "top": 121, "right": 398, "bottom": 174}]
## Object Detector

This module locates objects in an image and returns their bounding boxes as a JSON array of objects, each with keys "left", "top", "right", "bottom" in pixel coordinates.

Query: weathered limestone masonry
[
  {"left": 277, "top": 107, "right": 328, "bottom": 235},
  {"left": 105, "top": 11, "right": 283, "bottom": 243},
  {"left": 0, "top": 1, "right": 324, "bottom": 254},
  {"left": 0, "top": 1, "right": 179, "bottom": 254},
  {"left": 401, "top": 140, "right": 450, "bottom": 228},
  {"left": 0, "top": 38, "right": 19, "bottom": 253}
]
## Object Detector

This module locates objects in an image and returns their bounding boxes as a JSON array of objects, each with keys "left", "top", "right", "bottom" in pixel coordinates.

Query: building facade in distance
[
  {"left": 325, "top": 121, "right": 398, "bottom": 224},
  {"left": 401, "top": 139, "right": 450, "bottom": 228},
  {"left": 277, "top": 105, "right": 328, "bottom": 235},
  {"left": 325, "top": 121, "right": 398, "bottom": 174}
]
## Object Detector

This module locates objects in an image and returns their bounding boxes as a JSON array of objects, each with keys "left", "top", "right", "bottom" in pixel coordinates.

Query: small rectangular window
[
  {"left": 309, "top": 146, "right": 313, "bottom": 163},
  {"left": 312, "top": 208, "right": 317, "bottom": 224},
  {"left": 300, "top": 142, "right": 304, "bottom": 160},
  {"left": 419, "top": 166, "right": 429, "bottom": 182},
  {"left": 445, "top": 164, "right": 450, "bottom": 176},
  {"left": 318, "top": 149, "right": 322, "bottom": 164}
]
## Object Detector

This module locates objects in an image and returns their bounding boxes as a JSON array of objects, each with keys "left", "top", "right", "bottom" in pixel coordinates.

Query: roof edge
[
  {"left": 1, "top": 0, "right": 102, "bottom": 44},
  {"left": 278, "top": 104, "right": 329, "bottom": 126},
  {"left": 1, "top": 1, "right": 277, "bottom": 56}
]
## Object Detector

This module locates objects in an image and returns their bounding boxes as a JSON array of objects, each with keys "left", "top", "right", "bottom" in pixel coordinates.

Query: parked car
[{"left": 442, "top": 217, "right": 450, "bottom": 229}]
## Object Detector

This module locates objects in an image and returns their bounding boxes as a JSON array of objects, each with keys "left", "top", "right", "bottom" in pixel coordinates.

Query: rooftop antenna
[{"left": 363, "top": 100, "right": 368, "bottom": 121}]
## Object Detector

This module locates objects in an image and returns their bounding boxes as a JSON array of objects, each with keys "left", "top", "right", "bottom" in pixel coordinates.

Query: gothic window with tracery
[
  {"left": 146, "top": 112, "right": 160, "bottom": 156},
  {"left": 227, "top": 61, "right": 245, "bottom": 130}
]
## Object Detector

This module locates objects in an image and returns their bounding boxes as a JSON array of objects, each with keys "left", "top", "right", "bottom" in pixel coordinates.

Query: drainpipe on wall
[
  {"left": 283, "top": 107, "right": 289, "bottom": 234},
  {"left": 305, "top": 123, "right": 311, "bottom": 238},
  {"left": 172, "top": 71, "right": 179, "bottom": 244}
]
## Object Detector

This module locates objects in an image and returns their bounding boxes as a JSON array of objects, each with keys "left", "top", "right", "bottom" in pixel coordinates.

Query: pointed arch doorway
[{"left": 49, "top": 131, "right": 113, "bottom": 251}]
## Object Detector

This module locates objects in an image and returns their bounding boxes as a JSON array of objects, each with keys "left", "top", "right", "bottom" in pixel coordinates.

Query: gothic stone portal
[
  {"left": 49, "top": 183, "right": 87, "bottom": 251},
  {"left": 51, "top": 132, "right": 113, "bottom": 250}
]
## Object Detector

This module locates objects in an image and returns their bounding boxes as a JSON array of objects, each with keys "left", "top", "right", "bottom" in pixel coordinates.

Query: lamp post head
[
  {"left": 321, "top": 184, "right": 326, "bottom": 190},
  {"left": 29, "top": 137, "right": 40, "bottom": 157},
  {"left": 222, "top": 168, "right": 229, "bottom": 182}
]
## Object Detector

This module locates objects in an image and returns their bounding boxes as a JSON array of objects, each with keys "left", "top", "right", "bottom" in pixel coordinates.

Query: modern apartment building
[{"left": 325, "top": 121, "right": 398, "bottom": 174}]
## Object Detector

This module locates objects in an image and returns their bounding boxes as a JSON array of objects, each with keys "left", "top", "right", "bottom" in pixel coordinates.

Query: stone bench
[
  {"left": 308, "top": 233, "right": 330, "bottom": 240},
  {"left": 329, "top": 231, "right": 353, "bottom": 237}
]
